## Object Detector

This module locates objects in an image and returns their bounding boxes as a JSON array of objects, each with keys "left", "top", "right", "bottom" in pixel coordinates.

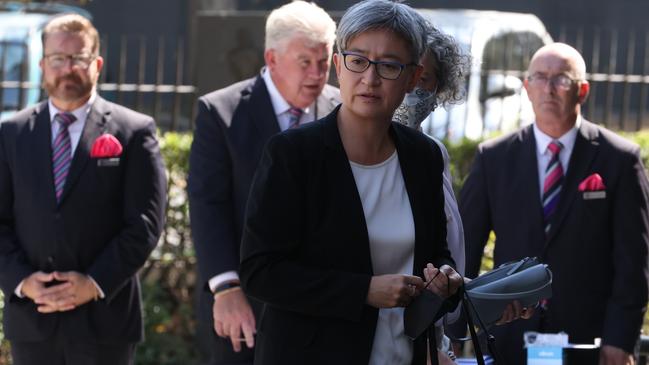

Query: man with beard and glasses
[{"left": 0, "top": 14, "right": 166, "bottom": 365}]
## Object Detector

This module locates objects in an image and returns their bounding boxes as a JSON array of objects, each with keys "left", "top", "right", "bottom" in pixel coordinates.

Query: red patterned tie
[
  {"left": 52, "top": 112, "right": 76, "bottom": 204},
  {"left": 542, "top": 140, "right": 564, "bottom": 235},
  {"left": 287, "top": 107, "right": 303, "bottom": 129}
]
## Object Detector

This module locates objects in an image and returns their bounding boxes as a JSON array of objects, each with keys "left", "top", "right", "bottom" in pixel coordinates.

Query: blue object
[
  {"left": 457, "top": 356, "right": 495, "bottom": 365},
  {"left": 528, "top": 346, "right": 563, "bottom": 365}
]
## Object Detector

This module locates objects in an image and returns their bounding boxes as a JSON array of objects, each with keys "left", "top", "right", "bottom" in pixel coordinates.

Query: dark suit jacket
[
  {"left": 0, "top": 96, "right": 167, "bottom": 344},
  {"left": 187, "top": 75, "right": 340, "bottom": 362},
  {"left": 460, "top": 120, "right": 649, "bottom": 363},
  {"left": 239, "top": 106, "right": 455, "bottom": 365}
]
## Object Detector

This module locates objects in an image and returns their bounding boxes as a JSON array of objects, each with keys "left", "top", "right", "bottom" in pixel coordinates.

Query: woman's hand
[
  {"left": 366, "top": 274, "right": 424, "bottom": 308},
  {"left": 423, "top": 263, "right": 462, "bottom": 298}
]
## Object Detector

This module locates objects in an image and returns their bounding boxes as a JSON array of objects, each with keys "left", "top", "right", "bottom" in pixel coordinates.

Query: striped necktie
[
  {"left": 542, "top": 140, "right": 564, "bottom": 235},
  {"left": 52, "top": 112, "right": 76, "bottom": 204},
  {"left": 287, "top": 107, "right": 303, "bottom": 129}
]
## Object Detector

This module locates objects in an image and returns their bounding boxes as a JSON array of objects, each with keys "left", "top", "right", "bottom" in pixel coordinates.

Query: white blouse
[{"left": 349, "top": 151, "right": 416, "bottom": 365}]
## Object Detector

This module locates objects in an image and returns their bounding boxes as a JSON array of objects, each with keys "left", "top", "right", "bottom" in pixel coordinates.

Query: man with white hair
[
  {"left": 461, "top": 42, "right": 649, "bottom": 365},
  {"left": 187, "top": 2, "right": 339, "bottom": 364}
]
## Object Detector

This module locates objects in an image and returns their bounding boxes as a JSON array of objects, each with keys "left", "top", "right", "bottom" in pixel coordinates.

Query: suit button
[{"left": 45, "top": 256, "right": 55, "bottom": 272}]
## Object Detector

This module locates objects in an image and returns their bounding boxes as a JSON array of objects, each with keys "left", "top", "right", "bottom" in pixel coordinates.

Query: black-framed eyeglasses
[
  {"left": 44, "top": 53, "right": 97, "bottom": 70},
  {"left": 527, "top": 73, "right": 579, "bottom": 90},
  {"left": 341, "top": 51, "right": 415, "bottom": 80}
]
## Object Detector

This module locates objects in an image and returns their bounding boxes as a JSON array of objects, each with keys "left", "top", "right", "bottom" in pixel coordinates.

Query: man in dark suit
[
  {"left": 187, "top": 2, "right": 339, "bottom": 364},
  {"left": 460, "top": 42, "right": 649, "bottom": 365},
  {"left": 0, "top": 14, "right": 166, "bottom": 365}
]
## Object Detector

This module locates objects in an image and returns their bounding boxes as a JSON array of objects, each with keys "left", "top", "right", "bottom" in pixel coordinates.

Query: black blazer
[
  {"left": 240, "top": 106, "right": 455, "bottom": 365},
  {"left": 0, "top": 96, "right": 167, "bottom": 343},
  {"left": 460, "top": 120, "right": 649, "bottom": 363},
  {"left": 187, "top": 74, "right": 340, "bottom": 361}
]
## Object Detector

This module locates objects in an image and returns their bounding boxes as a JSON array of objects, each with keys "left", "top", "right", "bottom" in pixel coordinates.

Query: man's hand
[
  {"left": 495, "top": 300, "right": 534, "bottom": 325},
  {"left": 599, "top": 344, "right": 634, "bottom": 365},
  {"left": 33, "top": 271, "right": 99, "bottom": 313},
  {"left": 366, "top": 274, "right": 424, "bottom": 308},
  {"left": 423, "top": 263, "right": 462, "bottom": 298},
  {"left": 461, "top": 277, "right": 534, "bottom": 325},
  {"left": 213, "top": 287, "right": 256, "bottom": 352},
  {"left": 21, "top": 271, "right": 72, "bottom": 312}
]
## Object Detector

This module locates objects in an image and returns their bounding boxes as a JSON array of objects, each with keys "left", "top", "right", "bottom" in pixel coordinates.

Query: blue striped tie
[
  {"left": 287, "top": 107, "right": 303, "bottom": 129},
  {"left": 542, "top": 140, "right": 564, "bottom": 235},
  {"left": 52, "top": 112, "right": 76, "bottom": 204}
]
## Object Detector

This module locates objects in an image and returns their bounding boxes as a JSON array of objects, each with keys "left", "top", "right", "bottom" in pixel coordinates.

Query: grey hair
[
  {"left": 426, "top": 24, "right": 470, "bottom": 107},
  {"left": 336, "top": 0, "right": 427, "bottom": 64},
  {"left": 265, "top": 1, "right": 336, "bottom": 52}
]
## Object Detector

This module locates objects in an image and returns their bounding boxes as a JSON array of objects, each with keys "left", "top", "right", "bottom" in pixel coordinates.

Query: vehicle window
[
  {"left": 0, "top": 42, "right": 27, "bottom": 111},
  {"left": 480, "top": 32, "right": 545, "bottom": 102},
  {"left": 482, "top": 31, "right": 545, "bottom": 73}
]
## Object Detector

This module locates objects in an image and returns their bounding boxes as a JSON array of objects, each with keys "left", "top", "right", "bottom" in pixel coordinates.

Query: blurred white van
[
  {"left": 0, "top": 2, "right": 91, "bottom": 120},
  {"left": 417, "top": 9, "right": 553, "bottom": 141}
]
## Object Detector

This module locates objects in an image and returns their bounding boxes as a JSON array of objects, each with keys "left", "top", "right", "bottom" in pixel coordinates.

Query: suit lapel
[
  {"left": 248, "top": 75, "right": 280, "bottom": 141},
  {"left": 517, "top": 126, "right": 546, "bottom": 250},
  {"left": 28, "top": 102, "right": 58, "bottom": 207},
  {"left": 322, "top": 108, "right": 373, "bottom": 274},
  {"left": 545, "top": 120, "right": 599, "bottom": 245},
  {"left": 59, "top": 96, "right": 109, "bottom": 204}
]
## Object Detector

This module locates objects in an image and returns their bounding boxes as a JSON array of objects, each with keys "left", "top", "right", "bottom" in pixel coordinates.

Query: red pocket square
[
  {"left": 578, "top": 173, "right": 606, "bottom": 192},
  {"left": 90, "top": 134, "right": 123, "bottom": 158}
]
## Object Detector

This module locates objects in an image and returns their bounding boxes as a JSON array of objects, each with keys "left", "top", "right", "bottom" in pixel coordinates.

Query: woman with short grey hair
[
  {"left": 240, "top": 1, "right": 462, "bottom": 365},
  {"left": 335, "top": 0, "right": 427, "bottom": 68}
]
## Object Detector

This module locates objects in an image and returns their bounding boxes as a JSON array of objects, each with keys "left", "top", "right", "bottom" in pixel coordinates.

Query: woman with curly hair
[
  {"left": 394, "top": 23, "right": 470, "bottom": 365},
  {"left": 395, "top": 24, "right": 534, "bottom": 364}
]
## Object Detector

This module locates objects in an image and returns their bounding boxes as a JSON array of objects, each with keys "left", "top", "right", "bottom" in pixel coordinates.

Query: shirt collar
[
  {"left": 48, "top": 91, "right": 97, "bottom": 125},
  {"left": 533, "top": 115, "right": 581, "bottom": 155},
  {"left": 262, "top": 67, "right": 311, "bottom": 116}
]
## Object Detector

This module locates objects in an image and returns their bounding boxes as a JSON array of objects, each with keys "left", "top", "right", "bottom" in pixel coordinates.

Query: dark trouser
[{"left": 11, "top": 337, "right": 135, "bottom": 365}]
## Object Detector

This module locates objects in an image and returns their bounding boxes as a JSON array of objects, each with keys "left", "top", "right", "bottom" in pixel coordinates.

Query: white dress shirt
[
  {"left": 262, "top": 68, "right": 316, "bottom": 131},
  {"left": 350, "top": 151, "right": 416, "bottom": 365},
  {"left": 48, "top": 93, "right": 96, "bottom": 154},
  {"left": 533, "top": 116, "right": 580, "bottom": 200}
]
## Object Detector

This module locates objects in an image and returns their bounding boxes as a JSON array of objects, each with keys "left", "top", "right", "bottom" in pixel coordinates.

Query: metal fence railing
[
  {"left": 5, "top": 28, "right": 649, "bottom": 134},
  {"left": 557, "top": 26, "right": 649, "bottom": 131},
  {"left": 0, "top": 35, "right": 196, "bottom": 132},
  {"left": 97, "top": 35, "right": 197, "bottom": 131}
]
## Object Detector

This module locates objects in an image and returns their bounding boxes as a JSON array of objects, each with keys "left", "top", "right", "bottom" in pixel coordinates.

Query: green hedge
[
  {"left": 2, "top": 129, "right": 649, "bottom": 364},
  {"left": 136, "top": 132, "right": 198, "bottom": 364}
]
